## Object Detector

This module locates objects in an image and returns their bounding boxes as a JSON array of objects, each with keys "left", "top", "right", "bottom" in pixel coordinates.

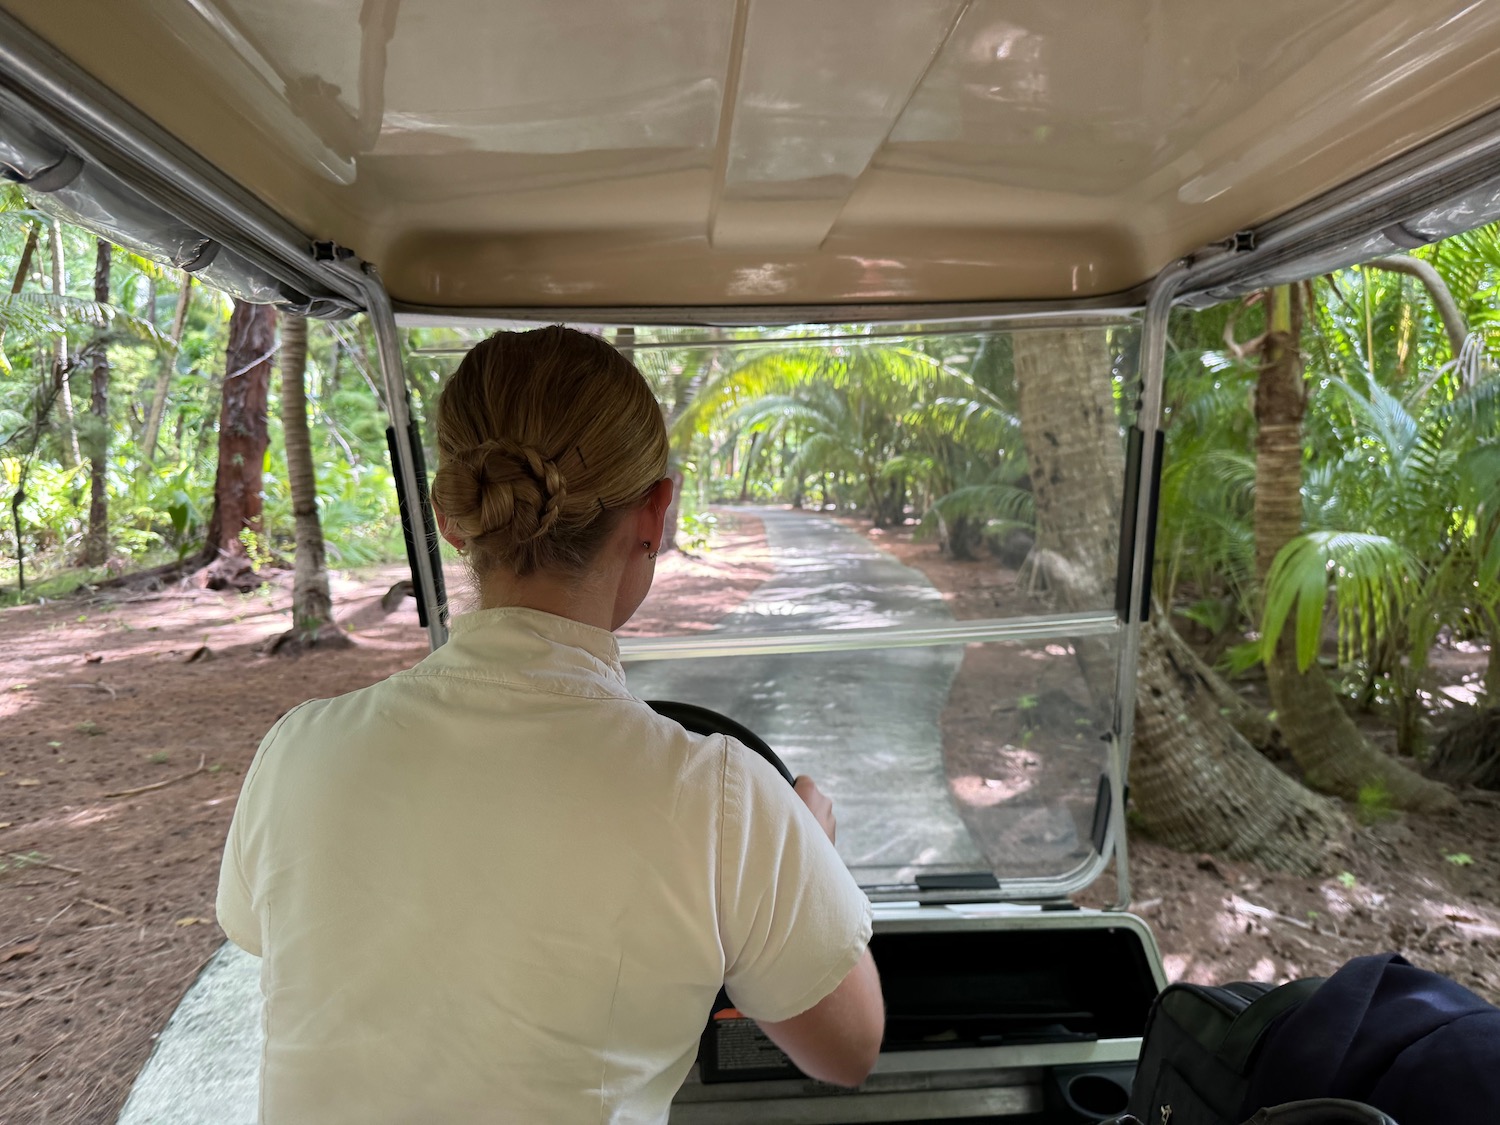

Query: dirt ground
[
  {"left": 4, "top": 507, "right": 1498, "bottom": 1123},
  {"left": 856, "top": 518, "right": 1500, "bottom": 1003},
  {"left": 0, "top": 514, "right": 772, "bottom": 1125}
]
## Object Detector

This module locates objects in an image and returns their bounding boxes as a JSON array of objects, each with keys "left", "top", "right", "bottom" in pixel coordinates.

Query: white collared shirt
[{"left": 218, "top": 607, "right": 872, "bottom": 1124}]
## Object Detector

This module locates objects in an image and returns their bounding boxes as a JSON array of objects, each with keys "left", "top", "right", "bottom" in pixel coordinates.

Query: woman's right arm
[
  {"left": 717, "top": 748, "right": 886, "bottom": 1087},
  {"left": 756, "top": 945, "right": 883, "bottom": 1086}
]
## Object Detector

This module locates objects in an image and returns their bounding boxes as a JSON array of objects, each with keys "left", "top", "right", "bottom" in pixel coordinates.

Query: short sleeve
[
  {"left": 717, "top": 738, "right": 874, "bottom": 1023},
  {"left": 216, "top": 706, "right": 305, "bottom": 956},
  {"left": 216, "top": 820, "right": 260, "bottom": 955}
]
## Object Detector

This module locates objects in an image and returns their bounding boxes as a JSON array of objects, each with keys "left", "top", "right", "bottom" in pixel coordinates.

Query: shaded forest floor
[{"left": 3, "top": 506, "right": 1498, "bottom": 1123}]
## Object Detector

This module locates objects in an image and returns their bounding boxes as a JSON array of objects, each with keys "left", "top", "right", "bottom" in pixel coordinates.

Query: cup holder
[
  {"left": 1065, "top": 1071, "right": 1131, "bottom": 1117},
  {"left": 1044, "top": 1063, "right": 1135, "bottom": 1122}
]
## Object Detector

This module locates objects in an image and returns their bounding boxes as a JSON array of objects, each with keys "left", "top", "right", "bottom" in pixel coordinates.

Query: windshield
[{"left": 408, "top": 319, "right": 1140, "bottom": 897}]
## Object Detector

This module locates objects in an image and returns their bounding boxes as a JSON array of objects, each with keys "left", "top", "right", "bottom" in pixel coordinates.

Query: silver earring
[{"left": 643, "top": 540, "right": 658, "bottom": 560}]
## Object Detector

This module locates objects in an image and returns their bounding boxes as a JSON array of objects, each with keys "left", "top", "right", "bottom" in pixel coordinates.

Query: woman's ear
[
  {"left": 434, "top": 508, "right": 466, "bottom": 552},
  {"left": 635, "top": 477, "right": 674, "bottom": 550}
]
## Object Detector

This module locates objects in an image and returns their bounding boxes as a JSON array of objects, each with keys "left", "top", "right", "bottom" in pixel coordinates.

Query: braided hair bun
[
  {"left": 437, "top": 439, "right": 566, "bottom": 546},
  {"left": 430, "top": 326, "right": 669, "bottom": 577}
]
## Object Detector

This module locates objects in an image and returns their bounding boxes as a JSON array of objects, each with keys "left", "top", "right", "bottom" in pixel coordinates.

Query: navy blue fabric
[{"left": 1242, "top": 953, "right": 1500, "bottom": 1125}]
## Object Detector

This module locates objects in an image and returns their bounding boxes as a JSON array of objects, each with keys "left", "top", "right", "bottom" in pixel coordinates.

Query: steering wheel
[{"left": 645, "top": 700, "right": 796, "bottom": 787}]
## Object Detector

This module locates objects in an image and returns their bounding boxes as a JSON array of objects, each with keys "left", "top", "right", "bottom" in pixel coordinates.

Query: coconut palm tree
[
  {"left": 1256, "top": 228, "right": 1500, "bottom": 798},
  {"left": 1012, "top": 326, "right": 1347, "bottom": 872},
  {"left": 264, "top": 313, "right": 348, "bottom": 652},
  {"left": 1262, "top": 343, "right": 1500, "bottom": 754}
]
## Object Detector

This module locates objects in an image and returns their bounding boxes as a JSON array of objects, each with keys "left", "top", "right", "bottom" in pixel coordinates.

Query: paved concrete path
[
  {"left": 625, "top": 508, "right": 983, "bottom": 884},
  {"left": 117, "top": 508, "right": 979, "bottom": 1123}
]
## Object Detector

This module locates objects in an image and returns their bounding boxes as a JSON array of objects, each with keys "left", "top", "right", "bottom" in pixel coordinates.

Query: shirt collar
[{"left": 439, "top": 607, "right": 630, "bottom": 695}]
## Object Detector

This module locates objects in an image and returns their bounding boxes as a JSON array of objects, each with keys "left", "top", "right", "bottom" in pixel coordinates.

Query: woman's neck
[{"left": 475, "top": 565, "right": 620, "bottom": 633}]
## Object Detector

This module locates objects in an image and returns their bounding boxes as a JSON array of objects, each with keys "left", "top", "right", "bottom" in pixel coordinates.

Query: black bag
[
  {"left": 1244, "top": 953, "right": 1500, "bottom": 1125},
  {"left": 1125, "top": 979, "right": 1325, "bottom": 1124},
  {"left": 1123, "top": 978, "right": 1400, "bottom": 1125}
]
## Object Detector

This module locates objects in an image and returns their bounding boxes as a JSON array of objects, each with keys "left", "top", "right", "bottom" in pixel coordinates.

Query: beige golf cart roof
[{"left": 5, "top": 0, "right": 1500, "bottom": 313}]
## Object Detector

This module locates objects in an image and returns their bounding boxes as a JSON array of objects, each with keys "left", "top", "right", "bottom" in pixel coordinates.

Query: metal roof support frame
[
  {"left": 323, "top": 256, "right": 449, "bottom": 650},
  {"left": 0, "top": 9, "right": 363, "bottom": 314},
  {"left": 1106, "top": 261, "right": 1188, "bottom": 911}
]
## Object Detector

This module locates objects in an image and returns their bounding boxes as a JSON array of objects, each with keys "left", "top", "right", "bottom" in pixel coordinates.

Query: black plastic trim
[
  {"left": 1116, "top": 427, "right": 1144, "bottom": 622},
  {"left": 1139, "top": 429, "right": 1165, "bottom": 622}
]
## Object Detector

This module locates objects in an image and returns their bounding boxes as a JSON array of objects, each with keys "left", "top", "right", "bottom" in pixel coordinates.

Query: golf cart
[{"left": 2, "top": 2, "right": 1499, "bottom": 1122}]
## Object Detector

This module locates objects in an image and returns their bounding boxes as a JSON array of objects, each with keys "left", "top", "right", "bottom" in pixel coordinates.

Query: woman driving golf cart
[{"left": 215, "top": 326, "right": 884, "bottom": 1123}]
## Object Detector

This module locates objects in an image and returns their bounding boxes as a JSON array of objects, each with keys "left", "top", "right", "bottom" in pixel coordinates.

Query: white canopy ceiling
[{"left": 5, "top": 0, "right": 1500, "bottom": 310}]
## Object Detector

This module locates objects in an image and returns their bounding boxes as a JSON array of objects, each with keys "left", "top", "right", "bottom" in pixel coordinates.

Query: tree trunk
[
  {"left": 265, "top": 314, "right": 348, "bottom": 653},
  {"left": 940, "top": 514, "right": 983, "bottom": 561},
  {"left": 1014, "top": 329, "right": 1126, "bottom": 692},
  {"left": 80, "top": 240, "right": 111, "bottom": 567},
  {"left": 662, "top": 332, "right": 720, "bottom": 552},
  {"left": 1254, "top": 286, "right": 1455, "bottom": 813},
  {"left": 8, "top": 219, "right": 40, "bottom": 296},
  {"left": 141, "top": 275, "right": 192, "bottom": 463},
  {"left": 1130, "top": 615, "right": 1347, "bottom": 872},
  {"left": 1488, "top": 624, "right": 1499, "bottom": 704},
  {"left": 1154, "top": 606, "right": 1281, "bottom": 753},
  {"left": 0, "top": 218, "right": 42, "bottom": 359},
  {"left": 1013, "top": 328, "right": 1346, "bottom": 871},
  {"left": 48, "top": 221, "right": 80, "bottom": 468},
  {"left": 200, "top": 301, "right": 275, "bottom": 591}
]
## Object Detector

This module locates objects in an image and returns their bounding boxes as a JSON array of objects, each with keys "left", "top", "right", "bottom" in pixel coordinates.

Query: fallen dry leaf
[
  {"left": 0, "top": 822, "right": 12, "bottom": 830},
  {"left": 0, "top": 942, "right": 39, "bottom": 963},
  {"left": 15, "top": 779, "right": 40, "bottom": 787},
  {"left": 174, "top": 917, "right": 212, "bottom": 927}
]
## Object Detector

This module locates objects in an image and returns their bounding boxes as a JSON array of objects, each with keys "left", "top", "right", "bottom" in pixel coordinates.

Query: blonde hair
[{"left": 429, "top": 326, "right": 668, "bottom": 577}]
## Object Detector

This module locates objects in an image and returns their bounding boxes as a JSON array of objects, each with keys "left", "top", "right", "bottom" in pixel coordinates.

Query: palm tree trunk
[
  {"left": 1255, "top": 285, "right": 1454, "bottom": 812},
  {"left": 141, "top": 275, "right": 192, "bottom": 463},
  {"left": 663, "top": 332, "right": 721, "bottom": 550},
  {"left": 48, "top": 220, "right": 80, "bottom": 468},
  {"left": 266, "top": 314, "right": 347, "bottom": 653},
  {"left": 1013, "top": 327, "right": 1345, "bottom": 870},
  {"left": 80, "top": 240, "right": 110, "bottom": 567},
  {"left": 1131, "top": 615, "right": 1345, "bottom": 872},
  {"left": 1155, "top": 610, "right": 1280, "bottom": 751}
]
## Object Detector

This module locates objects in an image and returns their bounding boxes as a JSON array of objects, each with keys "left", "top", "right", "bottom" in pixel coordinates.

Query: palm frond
[
  {"left": 928, "top": 482, "right": 1035, "bottom": 526},
  {"left": 1261, "top": 530, "right": 1416, "bottom": 671}
]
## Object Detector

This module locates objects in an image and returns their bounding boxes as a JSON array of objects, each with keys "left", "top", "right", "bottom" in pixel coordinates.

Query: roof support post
[
  {"left": 1107, "top": 260, "right": 1188, "bottom": 911},
  {"left": 324, "top": 256, "right": 449, "bottom": 650}
]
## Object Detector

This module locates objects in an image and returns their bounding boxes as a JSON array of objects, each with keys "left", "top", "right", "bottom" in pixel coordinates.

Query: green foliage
[
  {"left": 679, "top": 511, "right": 717, "bottom": 553},
  {"left": 1259, "top": 320, "right": 1500, "bottom": 749},
  {"left": 669, "top": 328, "right": 1088, "bottom": 548},
  {"left": 1, "top": 203, "right": 408, "bottom": 594},
  {"left": 1446, "top": 852, "right": 1475, "bottom": 866},
  {"left": 1155, "top": 224, "right": 1500, "bottom": 749},
  {"left": 1355, "top": 779, "right": 1395, "bottom": 824}
]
